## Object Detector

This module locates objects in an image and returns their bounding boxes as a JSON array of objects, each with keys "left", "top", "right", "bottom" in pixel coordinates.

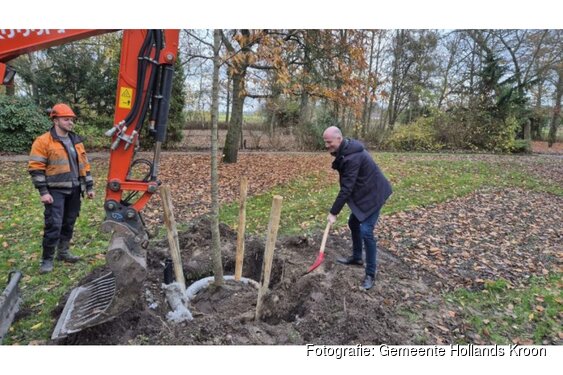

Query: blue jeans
[{"left": 348, "top": 209, "right": 381, "bottom": 277}]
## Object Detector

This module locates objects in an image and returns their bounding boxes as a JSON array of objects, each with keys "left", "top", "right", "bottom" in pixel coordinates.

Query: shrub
[
  {"left": 363, "top": 126, "right": 394, "bottom": 151},
  {"left": 418, "top": 108, "right": 519, "bottom": 153},
  {"left": 509, "top": 139, "right": 532, "bottom": 154},
  {"left": 74, "top": 116, "right": 113, "bottom": 151},
  {"left": 295, "top": 110, "right": 333, "bottom": 151},
  {"left": 0, "top": 96, "right": 52, "bottom": 153},
  {"left": 387, "top": 117, "right": 444, "bottom": 152}
]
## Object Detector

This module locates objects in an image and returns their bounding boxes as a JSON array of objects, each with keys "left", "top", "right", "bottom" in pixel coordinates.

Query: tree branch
[
  {"left": 246, "top": 93, "right": 273, "bottom": 99},
  {"left": 185, "top": 30, "right": 214, "bottom": 49},
  {"left": 249, "top": 64, "right": 275, "bottom": 70}
]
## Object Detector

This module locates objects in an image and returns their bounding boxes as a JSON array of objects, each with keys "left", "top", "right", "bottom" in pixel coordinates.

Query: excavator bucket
[{"left": 51, "top": 223, "right": 147, "bottom": 340}]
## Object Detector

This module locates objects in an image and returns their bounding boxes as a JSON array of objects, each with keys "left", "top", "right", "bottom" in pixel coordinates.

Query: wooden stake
[
  {"left": 235, "top": 176, "right": 248, "bottom": 281},
  {"left": 255, "top": 195, "right": 283, "bottom": 320},
  {"left": 159, "top": 185, "right": 186, "bottom": 290}
]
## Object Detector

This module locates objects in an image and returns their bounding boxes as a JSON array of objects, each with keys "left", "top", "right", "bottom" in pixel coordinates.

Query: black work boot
[
  {"left": 362, "top": 274, "right": 375, "bottom": 290},
  {"left": 56, "top": 241, "right": 80, "bottom": 263},
  {"left": 40, "top": 259, "right": 54, "bottom": 274},
  {"left": 336, "top": 256, "right": 364, "bottom": 266},
  {"left": 40, "top": 246, "right": 55, "bottom": 274}
]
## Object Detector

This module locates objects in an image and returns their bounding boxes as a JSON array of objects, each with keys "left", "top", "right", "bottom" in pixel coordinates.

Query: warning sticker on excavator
[{"left": 119, "top": 87, "right": 133, "bottom": 109}]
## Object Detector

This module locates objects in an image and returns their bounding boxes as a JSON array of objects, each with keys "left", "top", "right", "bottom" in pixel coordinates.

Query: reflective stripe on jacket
[{"left": 28, "top": 127, "right": 94, "bottom": 196}]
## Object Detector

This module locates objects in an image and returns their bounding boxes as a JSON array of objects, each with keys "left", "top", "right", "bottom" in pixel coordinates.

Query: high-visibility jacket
[{"left": 28, "top": 127, "right": 94, "bottom": 196}]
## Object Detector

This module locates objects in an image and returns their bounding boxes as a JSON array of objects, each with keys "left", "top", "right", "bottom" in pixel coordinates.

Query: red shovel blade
[
  {"left": 306, "top": 221, "right": 331, "bottom": 274},
  {"left": 306, "top": 252, "right": 325, "bottom": 273}
]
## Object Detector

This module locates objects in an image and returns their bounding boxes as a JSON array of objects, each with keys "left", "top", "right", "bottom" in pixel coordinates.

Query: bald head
[{"left": 323, "top": 126, "right": 343, "bottom": 153}]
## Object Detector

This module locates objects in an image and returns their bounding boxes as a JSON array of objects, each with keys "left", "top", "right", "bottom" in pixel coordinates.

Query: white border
[{"left": 1, "top": 0, "right": 560, "bottom": 28}]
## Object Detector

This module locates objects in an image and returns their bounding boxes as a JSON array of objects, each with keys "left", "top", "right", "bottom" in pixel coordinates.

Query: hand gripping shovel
[{"left": 306, "top": 221, "right": 331, "bottom": 273}]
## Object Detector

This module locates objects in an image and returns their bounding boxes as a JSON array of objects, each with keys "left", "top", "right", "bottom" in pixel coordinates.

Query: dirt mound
[{"left": 53, "top": 216, "right": 442, "bottom": 345}]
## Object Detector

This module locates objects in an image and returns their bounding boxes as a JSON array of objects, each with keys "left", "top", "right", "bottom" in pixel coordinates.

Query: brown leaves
[
  {"left": 531, "top": 141, "right": 563, "bottom": 155},
  {"left": 143, "top": 153, "right": 333, "bottom": 226},
  {"left": 379, "top": 188, "right": 563, "bottom": 291}
]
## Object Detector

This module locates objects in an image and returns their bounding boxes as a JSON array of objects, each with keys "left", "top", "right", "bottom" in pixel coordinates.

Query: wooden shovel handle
[{"left": 319, "top": 221, "right": 331, "bottom": 254}]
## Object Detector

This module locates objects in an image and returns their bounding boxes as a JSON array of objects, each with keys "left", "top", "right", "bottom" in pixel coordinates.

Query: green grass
[
  {"left": 1, "top": 152, "right": 561, "bottom": 344},
  {"left": 0, "top": 165, "right": 109, "bottom": 343},
  {"left": 220, "top": 153, "right": 563, "bottom": 235},
  {"left": 446, "top": 274, "right": 562, "bottom": 344}
]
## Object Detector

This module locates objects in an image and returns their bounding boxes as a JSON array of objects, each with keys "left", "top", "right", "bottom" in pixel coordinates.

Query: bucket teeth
[
  {"left": 51, "top": 230, "right": 147, "bottom": 340},
  {"left": 51, "top": 272, "right": 117, "bottom": 339}
]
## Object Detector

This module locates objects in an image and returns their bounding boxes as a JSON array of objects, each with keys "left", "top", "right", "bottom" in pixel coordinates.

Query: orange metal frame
[
  {"left": 0, "top": 29, "right": 180, "bottom": 213},
  {"left": 106, "top": 30, "right": 179, "bottom": 212}
]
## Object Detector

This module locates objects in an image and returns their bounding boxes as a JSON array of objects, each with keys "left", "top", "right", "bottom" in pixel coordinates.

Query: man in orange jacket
[{"left": 28, "top": 103, "right": 95, "bottom": 274}]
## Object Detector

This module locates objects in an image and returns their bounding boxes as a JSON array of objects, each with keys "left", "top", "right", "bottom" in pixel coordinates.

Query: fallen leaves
[
  {"left": 378, "top": 188, "right": 563, "bottom": 291},
  {"left": 143, "top": 153, "right": 334, "bottom": 225}
]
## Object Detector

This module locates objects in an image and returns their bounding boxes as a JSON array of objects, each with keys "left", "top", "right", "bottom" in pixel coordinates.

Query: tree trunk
[
  {"left": 225, "top": 76, "right": 231, "bottom": 124},
  {"left": 269, "top": 111, "right": 276, "bottom": 136},
  {"left": 5, "top": 83, "right": 14, "bottom": 96},
  {"left": 523, "top": 119, "right": 531, "bottom": 140},
  {"left": 299, "top": 90, "right": 311, "bottom": 125},
  {"left": 299, "top": 32, "right": 313, "bottom": 126},
  {"left": 25, "top": 54, "right": 40, "bottom": 105},
  {"left": 210, "top": 29, "right": 224, "bottom": 285},
  {"left": 387, "top": 30, "right": 402, "bottom": 129},
  {"left": 223, "top": 70, "right": 246, "bottom": 163},
  {"left": 361, "top": 31, "right": 375, "bottom": 136},
  {"left": 548, "top": 64, "right": 562, "bottom": 147}
]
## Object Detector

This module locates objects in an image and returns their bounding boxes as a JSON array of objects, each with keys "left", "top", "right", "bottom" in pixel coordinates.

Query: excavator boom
[{"left": 1, "top": 29, "right": 180, "bottom": 339}]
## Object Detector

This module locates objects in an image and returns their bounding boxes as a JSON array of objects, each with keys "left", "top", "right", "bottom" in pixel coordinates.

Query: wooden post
[
  {"left": 255, "top": 195, "right": 283, "bottom": 320},
  {"left": 159, "top": 185, "right": 186, "bottom": 290},
  {"left": 235, "top": 176, "right": 248, "bottom": 281}
]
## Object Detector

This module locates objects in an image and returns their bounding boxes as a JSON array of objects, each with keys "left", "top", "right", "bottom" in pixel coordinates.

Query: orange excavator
[{"left": 0, "top": 29, "right": 180, "bottom": 339}]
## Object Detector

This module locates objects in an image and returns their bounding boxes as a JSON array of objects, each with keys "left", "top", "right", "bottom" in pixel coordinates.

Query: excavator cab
[{"left": 0, "top": 29, "right": 180, "bottom": 339}]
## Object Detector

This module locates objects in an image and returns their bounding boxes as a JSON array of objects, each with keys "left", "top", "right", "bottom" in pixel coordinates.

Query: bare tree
[
  {"left": 210, "top": 29, "right": 224, "bottom": 285},
  {"left": 493, "top": 29, "right": 551, "bottom": 139}
]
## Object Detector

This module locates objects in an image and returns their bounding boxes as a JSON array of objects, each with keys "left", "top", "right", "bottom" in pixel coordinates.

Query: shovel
[{"left": 306, "top": 221, "right": 331, "bottom": 273}]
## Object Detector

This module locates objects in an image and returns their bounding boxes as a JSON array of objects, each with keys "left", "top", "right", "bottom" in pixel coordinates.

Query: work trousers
[{"left": 42, "top": 187, "right": 81, "bottom": 257}]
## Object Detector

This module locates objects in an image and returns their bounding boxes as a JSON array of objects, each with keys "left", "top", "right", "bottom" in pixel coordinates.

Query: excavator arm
[{"left": 1, "top": 29, "right": 180, "bottom": 338}]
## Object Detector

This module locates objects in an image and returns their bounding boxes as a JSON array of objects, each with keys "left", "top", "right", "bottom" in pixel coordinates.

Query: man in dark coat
[{"left": 323, "top": 126, "right": 392, "bottom": 290}]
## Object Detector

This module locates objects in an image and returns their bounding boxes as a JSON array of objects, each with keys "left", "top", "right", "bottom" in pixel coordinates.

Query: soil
[
  {"left": 49, "top": 188, "right": 562, "bottom": 346},
  {"left": 49, "top": 219, "right": 436, "bottom": 345}
]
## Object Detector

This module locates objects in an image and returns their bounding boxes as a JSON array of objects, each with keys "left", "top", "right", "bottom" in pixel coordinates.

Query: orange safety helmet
[{"left": 50, "top": 103, "right": 76, "bottom": 118}]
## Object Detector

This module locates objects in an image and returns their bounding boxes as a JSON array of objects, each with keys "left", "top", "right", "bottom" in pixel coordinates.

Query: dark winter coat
[{"left": 330, "top": 138, "right": 392, "bottom": 221}]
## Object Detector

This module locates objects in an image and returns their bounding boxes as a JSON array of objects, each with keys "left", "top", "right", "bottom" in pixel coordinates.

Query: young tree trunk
[{"left": 211, "top": 29, "right": 224, "bottom": 285}]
